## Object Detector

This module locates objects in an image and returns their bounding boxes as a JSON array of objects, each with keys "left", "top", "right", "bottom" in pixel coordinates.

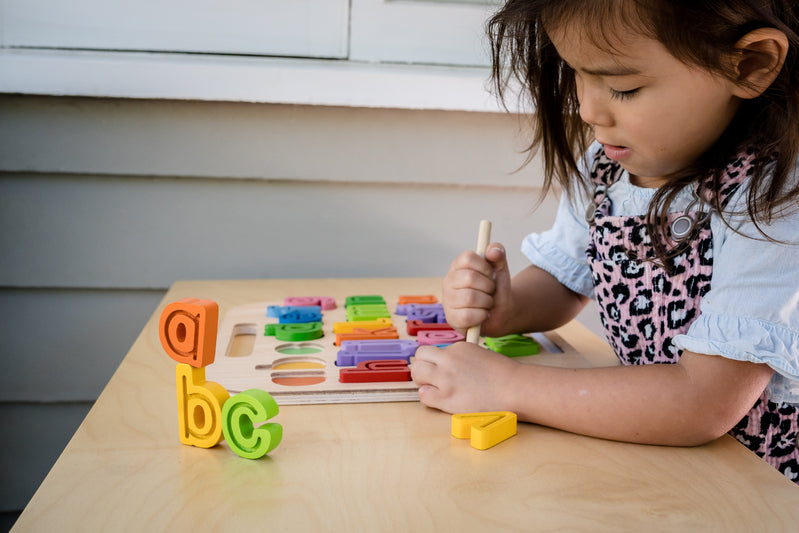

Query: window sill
[{"left": 0, "top": 48, "right": 508, "bottom": 113}]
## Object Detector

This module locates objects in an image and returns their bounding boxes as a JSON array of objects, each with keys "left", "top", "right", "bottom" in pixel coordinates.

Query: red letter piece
[
  {"left": 417, "top": 330, "right": 465, "bottom": 346},
  {"left": 335, "top": 326, "right": 399, "bottom": 345},
  {"left": 406, "top": 320, "right": 455, "bottom": 336},
  {"left": 339, "top": 360, "right": 411, "bottom": 383},
  {"left": 159, "top": 298, "right": 219, "bottom": 368}
]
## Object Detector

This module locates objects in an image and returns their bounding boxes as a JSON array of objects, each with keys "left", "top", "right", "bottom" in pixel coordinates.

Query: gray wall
[{"left": 0, "top": 94, "right": 600, "bottom": 513}]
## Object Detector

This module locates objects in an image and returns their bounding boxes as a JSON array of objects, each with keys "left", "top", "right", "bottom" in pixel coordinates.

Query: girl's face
[{"left": 549, "top": 25, "right": 742, "bottom": 188}]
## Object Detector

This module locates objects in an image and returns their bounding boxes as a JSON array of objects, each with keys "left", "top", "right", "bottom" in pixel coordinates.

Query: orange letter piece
[
  {"left": 159, "top": 297, "right": 219, "bottom": 368},
  {"left": 398, "top": 295, "right": 438, "bottom": 305},
  {"left": 335, "top": 326, "right": 399, "bottom": 345},
  {"left": 176, "top": 363, "right": 230, "bottom": 448}
]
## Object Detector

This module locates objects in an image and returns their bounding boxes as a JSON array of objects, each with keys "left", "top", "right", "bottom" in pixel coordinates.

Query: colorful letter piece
[
  {"left": 417, "top": 330, "right": 465, "bottom": 346},
  {"left": 283, "top": 296, "right": 337, "bottom": 310},
  {"left": 335, "top": 326, "right": 399, "bottom": 345},
  {"left": 339, "top": 359, "right": 411, "bottom": 383},
  {"left": 337, "top": 339, "right": 418, "bottom": 366},
  {"left": 485, "top": 335, "right": 540, "bottom": 357},
  {"left": 159, "top": 297, "right": 219, "bottom": 368},
  {"left": 346, "top": 304, "right": 391, "bottom": 321},
  {"left": 396, "top": 302, "right": 443, "bottom": 316},
  {"left": 222, "top": 389, "right": 283, "bottom": 459},
  {"left": 451, "top": 411, "right": 518, "bottom": 450},
  {"left": 277, "top": 309, "right": 323, "bottom": 324},
  {"left": 176, "top": 363, "right": 230, "bottom": 448},
  {"left": 333, "top": 318, "right": 393, "bottom": 334},
  {"left": 345, "top": 295, "right": 386, "bottom": 307},
  {"left": 266, "top": 305, "right": 322, "bottom": 323},
  {"left": 161, "top": 297, "right": 282, "bottom": 457},
  {"left": 264, "top": 322, "right": 323, "bottom": 341},
  {"left": 398, "top": 294, "right": 438, "bottom": 305},
  {"left": 399, "top": 303, "right": 447, "bottom": 324},
  {"left": 406, "top": 320, "right": 454, "bottom": 336}
]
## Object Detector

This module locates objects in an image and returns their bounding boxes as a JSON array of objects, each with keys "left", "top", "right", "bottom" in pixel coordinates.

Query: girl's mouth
[{"left": 603, "top": 144, "right": 632, "bottom": 161}]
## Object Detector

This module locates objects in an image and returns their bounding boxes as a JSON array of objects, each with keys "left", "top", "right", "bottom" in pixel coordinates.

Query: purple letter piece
[{"left": 337, "top": 339, "right": 418, "bottom": 366}]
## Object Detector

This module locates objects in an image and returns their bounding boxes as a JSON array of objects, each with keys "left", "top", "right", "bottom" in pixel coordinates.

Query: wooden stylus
[{"left": 465, "top": 219, "right": 492, "bottom": 344}]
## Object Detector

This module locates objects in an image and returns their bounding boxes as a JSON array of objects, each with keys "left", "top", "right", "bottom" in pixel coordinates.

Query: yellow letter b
[{"left": 176, "top": 363, "right": 230, "bottom": 448}]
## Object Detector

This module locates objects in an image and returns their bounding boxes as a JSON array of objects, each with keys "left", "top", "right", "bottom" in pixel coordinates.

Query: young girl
[{"left": 410, "top": 0, "right": 799, "bottom": 482}]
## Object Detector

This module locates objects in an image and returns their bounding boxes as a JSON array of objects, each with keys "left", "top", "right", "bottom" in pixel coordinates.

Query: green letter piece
[
  {"left": 345, "top": 295, "right": 386, "bottom": 307},
  {"left": 485, "top": 334, "right": 540, "bottom": 357},
  {"left": 222, "top": 389, "right": 282, "bottom": 459},
  {"left": 345, "top": 304, "right": 391, "bottom": 321},
  {"left": 264, "top": 322, "right": 323, "bottom": 341}
]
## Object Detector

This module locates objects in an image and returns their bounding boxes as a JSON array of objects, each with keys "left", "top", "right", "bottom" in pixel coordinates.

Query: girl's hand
[
  {"left": 411, "top": 342, "right": 518, "bottom": 414},
  {"left": 441, "top": 242, "right": 513, "bottom": 338}
]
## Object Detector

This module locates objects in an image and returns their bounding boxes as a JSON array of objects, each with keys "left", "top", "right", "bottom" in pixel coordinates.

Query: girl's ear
[{"left": 731, "top": 28, "right": 789, "bottom": 99}]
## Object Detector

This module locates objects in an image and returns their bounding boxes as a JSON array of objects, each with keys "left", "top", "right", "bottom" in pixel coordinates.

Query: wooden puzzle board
[{"left": 207, "top": 295, "right": 599, "bottom": 405}]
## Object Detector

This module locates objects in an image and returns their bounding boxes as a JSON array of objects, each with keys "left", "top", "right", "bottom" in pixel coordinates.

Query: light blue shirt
[{"left": 522, "top": 143, "right": 799, "bottom": 404}]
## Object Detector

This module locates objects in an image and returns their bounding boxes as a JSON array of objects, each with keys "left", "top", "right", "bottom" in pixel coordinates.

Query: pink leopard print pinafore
[{"left": 586, "top": 148, "right": 799, "bottom": 483}]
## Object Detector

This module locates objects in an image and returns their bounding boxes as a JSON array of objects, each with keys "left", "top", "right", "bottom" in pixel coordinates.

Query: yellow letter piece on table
[
  {"left": 451, "top": 412, "right": 517, "bottom": 450},
  {"left": 222, "top": 389, "right": 283, "bottom": 459},
  {"left": 176, "top": 363, "right": 230, "bottom": 448}
]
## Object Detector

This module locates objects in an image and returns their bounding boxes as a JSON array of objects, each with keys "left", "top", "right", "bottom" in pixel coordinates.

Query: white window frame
[
  {"left": 350, "top": 0, "right": 499, "bottom": 67},
  {"left": 0, "top": 0, "right": 509, "bottom": 112},
  {"left": 0, "top": 0, "right": 350, "bottom": 58}
]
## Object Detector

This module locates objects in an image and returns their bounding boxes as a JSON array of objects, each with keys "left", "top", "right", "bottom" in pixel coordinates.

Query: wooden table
[{"left": 13, "top": 278, "right": 799, "bottom": 531}]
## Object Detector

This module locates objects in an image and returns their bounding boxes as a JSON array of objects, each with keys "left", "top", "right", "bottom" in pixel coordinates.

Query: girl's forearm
[{"left": 502, "top": 352, "right": 773, "bottom": 446}]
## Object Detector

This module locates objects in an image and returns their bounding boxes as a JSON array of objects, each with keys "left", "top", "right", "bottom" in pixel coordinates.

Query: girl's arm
[
  {"left": 411, "top": 343, "right": 774, "bottom": 446},
  {"left": 431, "top": 240, "right": 774, "bottom": 445},
  {"left": 442, "top": 243, "right": 589, "bottom": 337}
]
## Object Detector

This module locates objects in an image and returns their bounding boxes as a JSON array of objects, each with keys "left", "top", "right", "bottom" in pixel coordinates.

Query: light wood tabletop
[{"left": 12, "top": 278, "right": 799, "bottom": 532}]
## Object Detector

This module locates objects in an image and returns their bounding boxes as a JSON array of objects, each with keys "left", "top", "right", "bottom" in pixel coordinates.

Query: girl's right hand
[{"left": 441, "top": 242, "right": 513, "bottom": 338}]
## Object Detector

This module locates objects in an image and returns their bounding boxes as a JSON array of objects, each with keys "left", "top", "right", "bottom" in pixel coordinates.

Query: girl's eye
[{"left": 609, "top": 87, "right": 640, "bottom": 101}]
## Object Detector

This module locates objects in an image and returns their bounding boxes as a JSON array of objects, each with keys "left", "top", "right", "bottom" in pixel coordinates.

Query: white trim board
[{"left": 0, "top": 48, "right": 511, "bottom": 112}]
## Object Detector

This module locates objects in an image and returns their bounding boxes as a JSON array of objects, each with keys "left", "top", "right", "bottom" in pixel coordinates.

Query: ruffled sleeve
[
  {"left": 672, "top": 178, "right": 799, "bottom": 403},
  {"left": 522, "top": 221, "right": 594, "bottom": 297},
  {"left": 520, "top": 144, "right": 599, "bottom": 298},
  {"left": 673, "top": 312, "right": 799, "bottom": 402}
]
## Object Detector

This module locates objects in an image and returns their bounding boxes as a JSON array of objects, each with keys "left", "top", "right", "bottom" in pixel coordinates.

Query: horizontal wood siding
[
  {"left": 0, "top": 288, "right": 164, "bottom": 402},
  {"left": 0, "top": 173, "right": 547, "bottom": 288},
  {"left": 0, "top": 95, "right": 538, "bottom": 185}
]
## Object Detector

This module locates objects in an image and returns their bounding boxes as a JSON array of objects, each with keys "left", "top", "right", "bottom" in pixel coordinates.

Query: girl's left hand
[{"left": 410, "top": 342, "right": 518, "bottom": 414}]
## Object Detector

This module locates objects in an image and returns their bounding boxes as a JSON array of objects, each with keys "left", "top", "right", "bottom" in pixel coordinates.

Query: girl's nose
[{"left": 578, "top": 85, "right": 613, "bottom": 128}]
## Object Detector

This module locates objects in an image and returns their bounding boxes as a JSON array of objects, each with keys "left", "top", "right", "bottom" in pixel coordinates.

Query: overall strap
[
  {"left": 694, "top": 147, "right": 760, "bottom": 211},
  {"left": 585, "top": 146, "right": 759, "bottom": 225}
]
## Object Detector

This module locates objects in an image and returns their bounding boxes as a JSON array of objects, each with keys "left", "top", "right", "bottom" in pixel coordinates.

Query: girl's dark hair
[{"left": 488, "top": 0, "right": 799, "bottom": 266}]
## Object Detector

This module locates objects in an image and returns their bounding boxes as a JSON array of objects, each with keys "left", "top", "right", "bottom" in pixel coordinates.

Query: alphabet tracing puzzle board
[{"left": 208, "top": 294, "right": 585, "bottom": 405}]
